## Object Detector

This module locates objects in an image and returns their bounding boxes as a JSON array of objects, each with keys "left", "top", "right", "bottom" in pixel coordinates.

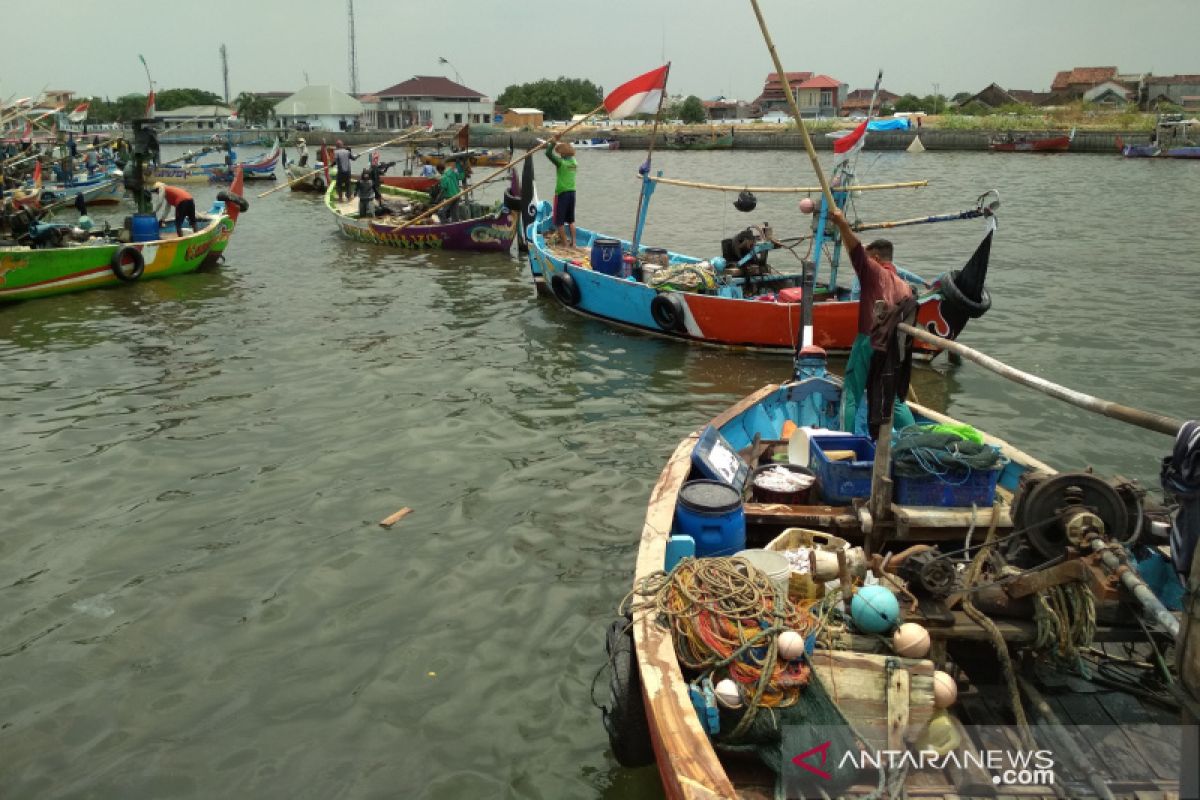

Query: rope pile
[
  {"left": 1033, "top": 582, "right": 1097, "bottom": 663},
  {"left": 633, "top": 557, "right": 818, "bottom": 719}
]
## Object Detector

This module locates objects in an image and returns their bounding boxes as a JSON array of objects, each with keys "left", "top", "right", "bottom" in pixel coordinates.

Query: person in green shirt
[
  {"left": 545, "top": 139, "right": 577, "bottom": 247},
  {"left": 437, "top": 161, "right": 462, "bottom": 221}
]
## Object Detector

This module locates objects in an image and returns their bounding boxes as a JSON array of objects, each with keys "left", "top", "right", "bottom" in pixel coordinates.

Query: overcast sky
[{"left": 3, "top": 0, "right": 1198, "bottom": 104}]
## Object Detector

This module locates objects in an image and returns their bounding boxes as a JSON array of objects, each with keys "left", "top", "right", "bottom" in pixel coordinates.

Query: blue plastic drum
[
  {"left": 674, "top": 480, "right": 746, "bottom": 557},
  {"left": 590, "top": 238, "right": 623, "bottom": 276}
]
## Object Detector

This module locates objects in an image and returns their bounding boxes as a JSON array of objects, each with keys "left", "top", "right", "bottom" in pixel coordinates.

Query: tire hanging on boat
[
  {"left": 550, "top": 272, "right": 581, "bottom": 306},
  {"left": 216, "top": 190, "right": 250, "bottom": 212},
  {"left": 936, "top": 269, "right": 991, "bottom": 320},
  {"left": 110, "top": 245, "right": 145, "bottom": 282},
  {"left": 601, "top": 619, "right": 654, "bottom": 768},
  {"left": 650, "top": 293, "right": 687, "bottom": 332}
]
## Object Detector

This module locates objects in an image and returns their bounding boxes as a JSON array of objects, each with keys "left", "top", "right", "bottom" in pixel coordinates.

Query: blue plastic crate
[
  {"left": 893, "top": 463, "right": 1002, "bottom": 507},
  {"left": 809, "top": 435, "right": 875, "bottom": 504}
]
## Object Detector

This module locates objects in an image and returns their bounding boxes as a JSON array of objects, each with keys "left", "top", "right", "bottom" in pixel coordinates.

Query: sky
[{"left": 3, "top": 0, "right": 1199, "bottom": 105}]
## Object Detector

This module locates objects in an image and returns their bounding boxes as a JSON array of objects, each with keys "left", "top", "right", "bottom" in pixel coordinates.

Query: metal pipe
[{"left": 1088, "top": 538, "right": 1180, "bottom": 637}]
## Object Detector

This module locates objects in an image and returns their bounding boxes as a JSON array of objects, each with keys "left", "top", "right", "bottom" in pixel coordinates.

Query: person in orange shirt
[{"left": 152, "top": 182, "right": 198, "bottom": 236}]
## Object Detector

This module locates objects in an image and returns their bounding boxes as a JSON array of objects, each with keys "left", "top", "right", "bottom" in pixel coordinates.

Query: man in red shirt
[
  {"left": 829, "top": 207, "right": 917, "bottom": 436},
  {"left": 152, "top": 182, "right": 198, "bottom": 237}
]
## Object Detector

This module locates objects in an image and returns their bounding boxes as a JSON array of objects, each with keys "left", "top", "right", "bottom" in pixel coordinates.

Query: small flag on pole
[
  {"left": 831, "top": 119, "right": 868, "bottom": 163},
  {"left": 145, "top": 90, "right": 156, "bottom": 118},
  {"left": 68, "top": 102, "right": 90, "bottom": 123},
  {"left": 603, "top": 65, "right": 670, "bottom": 120}
]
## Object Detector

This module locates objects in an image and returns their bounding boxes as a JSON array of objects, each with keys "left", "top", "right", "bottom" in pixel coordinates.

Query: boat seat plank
[{"left": 1045, "top": 692, "right": 1130, "bottom": 781}]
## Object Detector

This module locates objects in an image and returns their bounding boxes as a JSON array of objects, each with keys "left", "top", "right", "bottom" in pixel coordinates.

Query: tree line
[{"left": 78, "top": 88, "right": 276, "bottom": 125}]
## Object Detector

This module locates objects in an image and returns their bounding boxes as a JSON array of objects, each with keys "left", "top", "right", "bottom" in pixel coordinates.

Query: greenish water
[{"left": 1, "top": 148, "right": 1197, "bottom": 799}]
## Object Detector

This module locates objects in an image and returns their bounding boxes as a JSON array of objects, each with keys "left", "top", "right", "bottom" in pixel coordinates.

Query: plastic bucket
[
  {"left": 735, "top": 549, "right": 791, "bottom": 596},
  {"left": 675, "top": 480, "right": 745, "bottom": 557},
  {"left": 749, "top": 463, "right": 816, "bottom": 504},
  {"left": 130, "top": 213, "right": 159, "bottom": 243},
  {"left": 590, "top": 237, "right": 623, "bottom": 276}
]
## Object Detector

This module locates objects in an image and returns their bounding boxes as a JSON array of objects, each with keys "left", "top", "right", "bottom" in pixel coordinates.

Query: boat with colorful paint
[
  {"left": 419, "top": 148, "right": 511, "bottom": 169},
  {"left": 571, "top": 137, "right": 619, "bottom": 150},
  {"left": 524, "top": 163, "right": 995, "bottom": 358},
  {"left": 37, "top": 172, "right": 124, "bottom": 206},
  {"left": 0, "top": 169, "right": 247, "bottom": 303},
  {"left": 664, "top": 128, "right": 734, "bottom": 150},
  {"left": 324, "top": 179, "right": 517, "bottom": 252},
  {"left": 152, "top": 140, "right": 280, "bottom": 184},
  {"left": 1123, "top": 115, "right": 1200, "bottom": 159}
]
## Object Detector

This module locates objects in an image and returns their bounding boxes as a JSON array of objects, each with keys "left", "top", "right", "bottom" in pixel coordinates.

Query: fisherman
[
  {"left": 545, "top": 138, "right": 578, "bottom": 247},
  {"left": 67, "top": 132, "right": 78, "bottom": 158},
  {"left": 368, "top": 152, "right": 393, "bottom": 206},
  {"left": 296, "top": 137, "right": 308, "bottom": 167},
  {"left": 420, "top": 160, "right": 438, "bottom": 179},
  {"left": 84, "top": 147, "right": 99, "bottom": 178},
  {"left": 333, "top": 140, "right": 357, "bottom": 202},
  {"left": 437, "top": 161, "right": 461, "bottom": 221},
  {"left": 150, "top": 182, "right": 197, "bottom": 237},
  {"left": 355, "top": 167, "right": 375, "bottom": 218},
  {"left": 828, "top": 207, "right": 918, "bottom": 438}
]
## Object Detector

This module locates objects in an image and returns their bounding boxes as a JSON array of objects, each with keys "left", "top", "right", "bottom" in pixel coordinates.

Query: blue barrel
[
  {"left": 590, "top": 237, "right": 623, "bottom": 276},
  {"left": 674, "top": 480, "right": 745, "bottom": 557},
  {"left": 130, "top": 213, "right": 159, "bottom": 243}
]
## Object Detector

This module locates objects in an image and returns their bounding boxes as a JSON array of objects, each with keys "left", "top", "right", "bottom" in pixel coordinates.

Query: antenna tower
[
  {"left": 220, "top": 44, "right": 230, "bottom": 104},
  {"left": 347, "top": 0, "right": 359, "bottom": 95}
]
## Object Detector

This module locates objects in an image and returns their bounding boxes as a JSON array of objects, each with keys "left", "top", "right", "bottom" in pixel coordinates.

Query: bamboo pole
[
  {"left": 392, "top": 103, "right": 606, "bottom": 232},
  {"left": 256, "top": 128, "right": 428, "bottom": 198},
  {"left": 647, "top": 176, "right": 927, "bottom": 194},
  {"left": 748, "top": 0, "right": 835, "bottom": 211},
  {"left": 631, "top": 63, "right": 670, "bottom": 257},
  {"left": 897, "top": 322, "right": 1185, "bottom": 436}
]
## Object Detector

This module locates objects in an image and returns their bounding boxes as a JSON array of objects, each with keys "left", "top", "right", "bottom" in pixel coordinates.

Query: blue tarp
[{"left": 866, "top": 118, "right": 912, "bottom": 131}]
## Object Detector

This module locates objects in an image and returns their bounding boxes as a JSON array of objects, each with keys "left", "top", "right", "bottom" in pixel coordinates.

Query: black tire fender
[
  {"left": 111, "top": 245, "right": 145, "bottom": 282},
  {"left": 215, "top": 190, "right": 250, "bottom": 212},
  {"left": 602, "top": 620, "right": 654, "bottom": 767},
  {"left": 650, "top": 292, "right": 686, "bottom": 332},
  {"left": 312, "top": 175, "right": 326, "bottom": 191},
  {"left": 937, "top": 269, "right": 991, "bottom": 319},
  {"left": 550, "top": 271, "right": 581, "bottom": 307}
]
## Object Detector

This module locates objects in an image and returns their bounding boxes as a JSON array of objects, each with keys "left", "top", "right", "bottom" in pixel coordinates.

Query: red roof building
[
  {"left": 755, "top": 72, "right": 846, "bottom": 117},
  {"left": 1050, "top": 66, "right": 1119, "bottom": 98},
  {"left": 371, "top": 76, "right": 493, "bottom": 130}
]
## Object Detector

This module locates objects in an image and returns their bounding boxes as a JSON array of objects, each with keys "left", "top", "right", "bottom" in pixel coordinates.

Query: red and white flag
[
  {"left": 831, "top": 119, "right": 868, "bottom": 161},
  {"left": 603, "top": 65, "right": 670, "bottom": 120},
  {"left": 145, "top": 90, "right": 156, "bottom": 118},
  {"left": 32, "top": 161, "right": 42, "bottom": 188},
  {"left": 68, "top": 101, "right": 90, "bottom": 122}
]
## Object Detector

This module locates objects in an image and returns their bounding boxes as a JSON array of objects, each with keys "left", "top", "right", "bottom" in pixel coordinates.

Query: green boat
[
  {"left": 0, "top": 170, "right": 248, "bottom": 304},
  {"left": 664, "top": 128, "right": 735, "bottom": 150}
]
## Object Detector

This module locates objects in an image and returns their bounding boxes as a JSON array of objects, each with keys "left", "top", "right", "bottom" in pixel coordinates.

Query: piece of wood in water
[{"left": 379, "top": 507, "right": 413, "bottom": 527}]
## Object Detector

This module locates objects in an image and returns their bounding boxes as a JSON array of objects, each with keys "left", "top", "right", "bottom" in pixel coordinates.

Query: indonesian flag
[
  {"left": 603, "top": 65, "right": 670, "bottom": 119},
  {"left": 831, "top": 119, "right": 868, "bottom": 162},
  {"left": 68, "top": 102, "right": 90, "bottom": 122},
  {"left": 32, "top": 161, "right": 42, "bottom": 188},
  {"left": 145, "top": 90, "right": 156, "bottom": 118}
]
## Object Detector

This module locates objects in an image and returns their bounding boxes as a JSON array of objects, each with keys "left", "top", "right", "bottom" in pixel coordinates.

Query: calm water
[{"left": 2, "top": 147, "right": 1197, "bottom": 799}]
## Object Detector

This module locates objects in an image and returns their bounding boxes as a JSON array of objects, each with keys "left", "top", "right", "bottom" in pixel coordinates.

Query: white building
[
  {"left": 369, "top": 76, "right": 492, "bottom": 131},
  {"left": 155, "top": 105, "right": 233, "bottom": 131},
  {"left": 273, "top": 85, "right": 364, "bottom": 132}
]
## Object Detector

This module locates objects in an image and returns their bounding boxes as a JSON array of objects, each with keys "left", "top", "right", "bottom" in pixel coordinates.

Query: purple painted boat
[{"left": 324, "top": 181, "right": 517, "bottom": 252}]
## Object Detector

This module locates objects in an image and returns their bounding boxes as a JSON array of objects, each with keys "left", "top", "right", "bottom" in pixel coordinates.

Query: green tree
[
  {"left": 678, "top": 95, "right": 707, "bottom": 124},
  {"left": 234, "top": 92, "right": 276, "bottom": 125},
  {"left": 156, "top": 88, "right": 224, "bottom": 111},
  {"left": 497, "top": 77, "right": 603, "bottom": 121}
]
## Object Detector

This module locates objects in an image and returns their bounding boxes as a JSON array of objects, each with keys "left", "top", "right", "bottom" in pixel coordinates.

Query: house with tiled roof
[
  {"left": 1051, "top": 66, "right": 1119, "bottom": 97},
  {"left": 1144, "top": 74, "right": 1200, "bottom": 110},
  {"left": 755, "top": 72, "right": 846, "bottom": 117},
  {"left": 370, "top": 76, "right": 493, "bottom": 130},
  {"left": 702, "top": 98, "right": 753, "bottom": 120},
  {"left": 840, "top": 88, "right": 900, "bottom": 116}
]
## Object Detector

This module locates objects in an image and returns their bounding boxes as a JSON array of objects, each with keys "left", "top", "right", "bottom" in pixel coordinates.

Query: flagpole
[
  {"left": 748, "top": 0, "right": 835, "bottom": 211},
  {"left": 630, "top": 62, "right": 671, "bottom": 263},
  {"left": 850, "top": 69, "right": 883, "bottom": 174},
  {"left": 392, "top": 102, "right": 606, "bottom": 232}
]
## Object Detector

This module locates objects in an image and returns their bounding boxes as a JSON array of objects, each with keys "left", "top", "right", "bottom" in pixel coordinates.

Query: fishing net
[
  {"left": 645, "top": 262, "right": 717, "bottom": 292},
  {"left": 891, "top": 424, "right": 1001, "bottom": 480}
]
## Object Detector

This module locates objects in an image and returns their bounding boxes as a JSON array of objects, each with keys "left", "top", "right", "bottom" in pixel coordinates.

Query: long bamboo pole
[
  {"left": 897, "top": 322, "right": 1185, "bottom": 436},
  {"left": 630, "top": 63, "right": 670, "bottom": 257},
  {"left": 748, "top": 0, "right": 835, "bottom": 211},
  {"left": 257, "top": 128, "right": 428, "bottom": 198},
  {"left": 392, "top": 103, "right": 606, "bottom": 232},
  {"left": 647, "top": 176, "right": 927, "bottom": 194}
]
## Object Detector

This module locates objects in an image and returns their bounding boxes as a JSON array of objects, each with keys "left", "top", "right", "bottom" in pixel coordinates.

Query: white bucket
[{"left": 735, "top": 549, "right": 791, "bottom": 597}]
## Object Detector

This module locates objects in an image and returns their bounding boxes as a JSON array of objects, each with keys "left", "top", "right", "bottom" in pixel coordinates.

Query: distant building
[
  {"left": 755, "top": 72, "right": 846, "bottom": 117},
  {"left": 1083, "top": 81, "right": 1133, "bottom": 106},
  {"left": 500, "top": 107, "right": 544, "bottom": 128},
  {"left": 840, "top": 88, "right": 900, "bottom": 116},
  {"left": 1050, "top": 66, "right": 1120, "bottom": 99},
  {"left": 702, "top": 98, "right": 753, "bottom": 120},
  {"left": 372, "top": 76, "right": 493, "bottom": 130},
  {"left": 273, "top": 85, "right": 364, "bottom": 132},
  {"left": 155, "top": 105, "right": 233, "bottom": 131},
  {"left": 1144, "top": 74, "right": 1200, "bottom": 110}
]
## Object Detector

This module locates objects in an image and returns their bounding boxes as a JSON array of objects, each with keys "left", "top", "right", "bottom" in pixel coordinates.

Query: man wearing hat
[
  {"left": 151, "top": 182, "right": 197, "bottom": 237},
  {"left": 296, "top": 137, "right": 308, "bottom": 167}
]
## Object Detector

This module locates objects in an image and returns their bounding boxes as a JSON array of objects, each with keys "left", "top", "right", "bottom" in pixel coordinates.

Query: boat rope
[
  {"left": 646, "top": 175, "right": 928, "bottom": 194},
  {"left": 960, "top": 504, "right": 1038, "bottom": 751},
  {"left": 1032, "top": 581, "right": 1097, "bottom": 668},
  {"left": 626, "top": 557, "right": 818, "bottom": 738}
]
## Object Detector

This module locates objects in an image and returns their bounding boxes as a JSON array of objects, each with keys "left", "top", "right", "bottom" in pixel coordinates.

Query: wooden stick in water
[
  {"left": 898, "top": 322, "right": 1185, "bottom": 436},
  {"left": 379, "top": 507, "right": 413, "bottom": 528}
]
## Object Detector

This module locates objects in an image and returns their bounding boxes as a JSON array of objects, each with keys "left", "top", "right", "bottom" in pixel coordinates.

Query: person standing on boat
[
  {"left": 437, "top": 161, "right": 462, "bottom": 221},
  {"left": 151, "top": 182, "right": 197, "bottom": 237},
  {"left": 828, "top": 208, "right": 917, "bottom": 438},
  {"left": 333, "top": 140, "right": 357, "bottom": 202},
  {"left": 67, "top": 132, "right": 78, "bottom": 159},
  {"left": 545, "top": 139, "right": 577, "bottom": 247},
  {"left": 355, "top": 168, "right": 375, "bottom": 217},
  {"left": 296, "top": 137, "right": 308, "bottom": 167}
]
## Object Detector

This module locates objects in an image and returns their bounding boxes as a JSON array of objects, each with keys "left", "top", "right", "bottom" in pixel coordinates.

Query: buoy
[
  {"left": 933, "top": 670, "right": 958, "bottom": 708},
  {"left": 799, "top": 197, "right": 816, "bottom": 214},
  {"left": 714, "top": 678, "right": 743, "bottom": 709},
  {"left": 777, "top": 630, "right": 805, "bottom": 660},
  {"left": 892, "top": 622, "right": 931, "bottom": 658},
  {"left": 850, "top": 585, "right": 900, "bottom": 634}
]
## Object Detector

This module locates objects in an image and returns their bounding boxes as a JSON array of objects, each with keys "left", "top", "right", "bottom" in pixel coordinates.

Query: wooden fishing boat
[
  {"left": 324, "top": 180, "right": 517, "bottom": 252},
  {"left": 571, "top": 137, "right": 619, "bottom": 150},
  {"left": 152, "top": 140, "right": 281, "bottom": 185},
  {"left": 989, "top": 131, "right": 1072, "bottom": 152},
  {"left": 380, "top": 175, "right": 437, "bottom": 193},
  {"left": 664, "top": 129, "right": 734, "bottom": 150},
  {"left": 1123, "top": 115, "right": 1200, "bottom": 159},
  {"left": 38, "top": 173, "right": 124, "bottom": 206},
  {"left": 419, "top": 148, "right": 510, "bottom": 169},
  {"left": 284, "top": 161, "right": 329, "bottom": 192},
  {"left": 610, "top": 328, "right": 1190, "bottom": 799},
  {"left": 0, "top": 169, "right": 247, "bottom": 303},
  {"left": 525, "top": 165, "right": 995, "bottom": 358}
]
